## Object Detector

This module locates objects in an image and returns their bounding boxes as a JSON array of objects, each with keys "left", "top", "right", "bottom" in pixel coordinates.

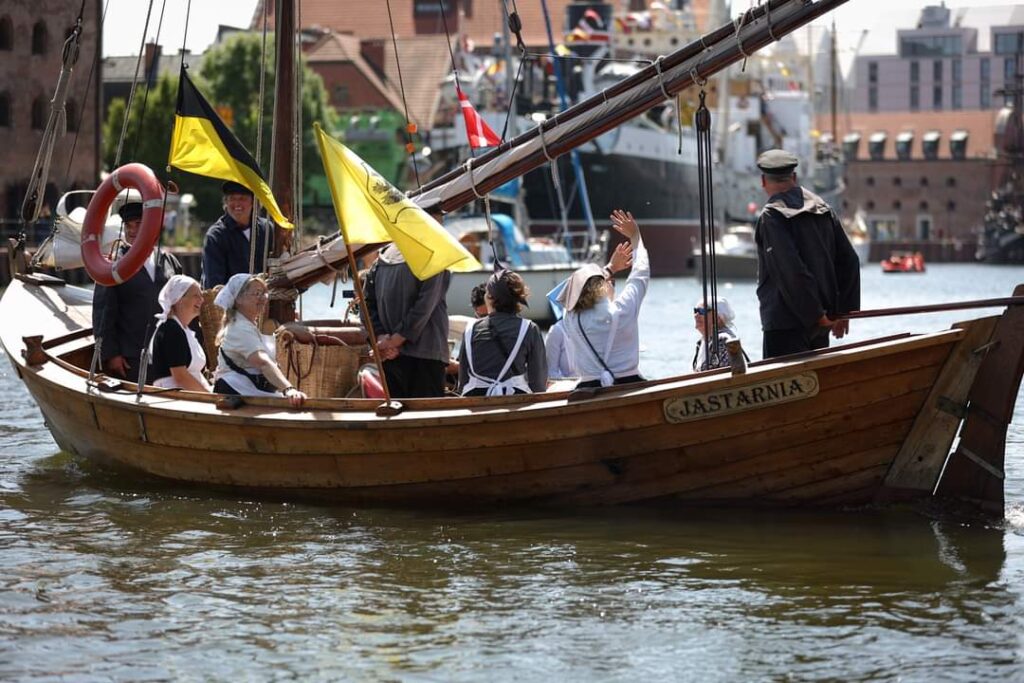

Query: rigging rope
[
  {"left": 20, "top": 8, "right": 86, "bottom": 243},
  {"left": 694, "top": 88, "right": 722, "bottom": 367},
  {"left": 114, "top": 0, "right": 156, "bottom": 167},
  {"left": 62, "top": 0, "right": 110, "bottom": 191},
  {"left": 130, "top": 0, "right": 169, "bottom": 160},
  {"left": 385, "top": 0, "right": 421, "bottom": 189}
]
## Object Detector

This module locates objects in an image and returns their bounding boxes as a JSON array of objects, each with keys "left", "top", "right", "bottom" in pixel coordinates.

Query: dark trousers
[
  {"left": 383, "top": 355, "right": 447, "bottom": 398},
  {"left": 576, "top": 374, "right": 645, "bottom": 389},
  {"left": 762, "top": 328, "right": 830, "bottom": 360}
]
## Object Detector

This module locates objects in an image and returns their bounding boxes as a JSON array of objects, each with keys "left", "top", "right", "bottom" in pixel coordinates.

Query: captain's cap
[
  {"left": 756, "top": 149, "right": 799, "bottom": 176},
  {"left": 221, "top": 180, "right": 253, "bottom": 197}
]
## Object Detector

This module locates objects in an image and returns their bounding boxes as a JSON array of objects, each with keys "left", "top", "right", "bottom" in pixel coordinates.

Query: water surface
[{"left": 2, "top": 264, "right": 1023, "bottom": 680}]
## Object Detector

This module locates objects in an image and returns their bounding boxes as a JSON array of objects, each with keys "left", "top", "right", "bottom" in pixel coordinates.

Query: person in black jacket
[
  {"left": 200, "top": 181, "right": 274, "bottom": 289},
  {"left": 754, "top": 149, "right": 861, "bottom": 359},
  {"left": 92, "top": 200, "right": 183, "bottom": 382}
]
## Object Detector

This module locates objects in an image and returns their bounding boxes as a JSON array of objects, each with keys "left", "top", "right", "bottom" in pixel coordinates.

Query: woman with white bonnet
[
  {"left": 212, "top": 273, "right": 307, "bottom": 407},
  {"left": 692, "top": 297, "right": 742, "bottom": 372},
  {"left": 147, "top": 275, "right": 212, "bottom": 392},
  {"left": 559, "top": 209, "right": 648, "bottom": 388}
]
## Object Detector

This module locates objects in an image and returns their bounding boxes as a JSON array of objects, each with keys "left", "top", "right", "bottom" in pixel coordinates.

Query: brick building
[
  {"left": 0, "top": 0, "right": 102, "bottom": 228},
  {"left": 824, "top": 4, "right": 1022, "bottom": 246}
]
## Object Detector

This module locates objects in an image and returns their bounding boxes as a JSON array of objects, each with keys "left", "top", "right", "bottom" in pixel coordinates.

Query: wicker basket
[
  {"left": 199, "top": 287, "right": 225, "bottom": 372},
  {"left": 276, "top": 334, "right": 363, "bottom": 398}
]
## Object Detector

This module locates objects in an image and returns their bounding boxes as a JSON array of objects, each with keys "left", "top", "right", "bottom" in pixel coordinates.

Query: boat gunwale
[{"left": 22, "top": 324, "right": 968, "bottom": 430}]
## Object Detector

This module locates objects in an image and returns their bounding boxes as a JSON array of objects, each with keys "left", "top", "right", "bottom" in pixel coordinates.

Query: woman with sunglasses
[
  {"left": 692, "top": 298, "right": 741, "bottom": 372},
  {"left": 211, "top": 273, "right": 306, "bottom": 407}
]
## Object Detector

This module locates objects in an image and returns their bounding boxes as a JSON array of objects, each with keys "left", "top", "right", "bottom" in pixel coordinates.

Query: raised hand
[
  {"left": 609, "top": 209, "right": 639, "bottom": 241},
  {"left": 608, "top": 241, "right": 633, "bottom": 274}
]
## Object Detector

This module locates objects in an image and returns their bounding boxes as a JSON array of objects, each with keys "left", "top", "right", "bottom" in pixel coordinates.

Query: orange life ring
[{"left": 81, "top": 162, "right": 165, "bottom": 286}]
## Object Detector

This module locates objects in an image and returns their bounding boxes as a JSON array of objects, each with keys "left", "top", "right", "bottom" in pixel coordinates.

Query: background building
[
  {"left": 829, "top": 3, "right": 1023, "bottom": 251},
  {"left": 0, "top": 0, "right": 102, "bottom": 232}
]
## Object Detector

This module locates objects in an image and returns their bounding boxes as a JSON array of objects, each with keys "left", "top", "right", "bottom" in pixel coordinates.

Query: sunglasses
[{"left": 693, "top": 306, "right": 709, "bottom": 315}]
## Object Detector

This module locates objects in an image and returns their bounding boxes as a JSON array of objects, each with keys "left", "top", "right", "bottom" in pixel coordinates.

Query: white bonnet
[
  {"left": 214, "top": 273, "right": 256, "bottom": 310},
  {"left": 698, "top": 297, "right": 736, "bottom": 325},
  {"left": 156, "top": 275, "right": 200, "bottom": 323}
]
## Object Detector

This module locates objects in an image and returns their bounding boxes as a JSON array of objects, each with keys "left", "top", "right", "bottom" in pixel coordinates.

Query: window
[
  {"left": 866, "top": 200, "right": 876, "bottom": 210},
  {"left": 31, "top": 96, "right": 46, "bottom": 129},
  {"left": 952, "top": 58, "right": 962, "bottom": 82},
  {"left": 910, "top": 61, "right": 920, "bottom": 82},
  {"left": 31, "top": 21, "right": 48, "bottom": 55},
  {"left": 994, "top": 32, "right": 1023, "bottom": 55},
  {"left": 332, "top": 85, "right": 350, "bottom": 107},
  {"left": 933, "top": 84, "right": 942, "bottom": 110},
  {"left": 900, "top": 35, "right": 962, "bottom": 57},
  {"left": 893, "top": 176, "right": 902, "bottom": 186},
  {"left": 946, "top": 177, "right": 956, "bottom": 187},
  {"left": 868, "top": 87, "right": 878, "bottom": 111},
  {"left": 868, "top": 62, "right": 878, "bottom": 83},
  {"left": 910, "top": 86, "right": 920, "bottom": 111},
  {"left": 413, "top": 0, "right": 454, "bottom": 17},
  {"left": 896, "top": 132, "right": 913, "bottom": 160},
  {"left": 893, "top": 200, "right": 902, "bottom": 209},
  {"left": 952, "top": 84, "right": 962, "bottom": 110},
  {"left": 0, "top": 92, "right": 9, "bottom": 127},
  {"left": 947, "top": 200, "right": 956, "bottom": 211},
  {"left": 1005, "top": 57, "right": 1018, "bottom": 82},
  {"left": 921, "top": 176, "right": 929, "bottom": 186},
  {"left": 869, "top": 133, "right": 887, "bottom": 160},
  {"left": 919, "top": 201, "right": 930, "bottom": 211},
  {"left": 0, "top": 15, "right": 12, "bottom": 51},
  {"left": 981, "top": 58, "right": 991, "bottom": 109},
  {"left": 866, "top": 176, "right": 875, "bottom": 186},
  {"left": 917, "top": 215, "right": 932, "bottom": 240},
  {"left": 933, "top": 60, "right": 943, "bottom": 81}
]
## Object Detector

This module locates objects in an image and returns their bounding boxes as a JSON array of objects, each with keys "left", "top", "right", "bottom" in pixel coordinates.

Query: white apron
[{"left": 461, "top": 318, "right": 532, "bottom": 396}]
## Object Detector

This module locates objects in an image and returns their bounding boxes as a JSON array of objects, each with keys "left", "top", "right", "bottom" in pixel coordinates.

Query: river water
[{"left": 2, "top": 264, "right": 1023, "bottom": 681}]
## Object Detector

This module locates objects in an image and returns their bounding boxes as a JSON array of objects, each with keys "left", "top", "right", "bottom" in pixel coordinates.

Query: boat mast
[{"left": 271, "top": 0, "right": 297, "bottom": 322}]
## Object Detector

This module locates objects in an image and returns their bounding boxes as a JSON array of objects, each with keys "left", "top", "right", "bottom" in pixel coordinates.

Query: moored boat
[
  {"left": 3, "top": 273, "right": 1022, "bottom": 511},
  {"left": 8, "top": 0, "right": 1024, "bottom": 518}
]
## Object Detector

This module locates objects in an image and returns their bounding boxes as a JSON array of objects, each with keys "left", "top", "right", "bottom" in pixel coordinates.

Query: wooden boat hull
[{"left": 2, "top": 276, "right": 1022, "bottom": 512}]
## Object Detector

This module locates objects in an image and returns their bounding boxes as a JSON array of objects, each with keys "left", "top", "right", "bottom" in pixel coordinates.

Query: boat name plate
[{"left": 663, "top": 372, "right": 819, "bottom": 423}]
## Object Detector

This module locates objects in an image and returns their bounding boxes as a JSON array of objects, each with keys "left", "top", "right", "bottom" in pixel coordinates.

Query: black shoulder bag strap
[{"left": 219, "top": 348, "right": 277, "bottom": 393}]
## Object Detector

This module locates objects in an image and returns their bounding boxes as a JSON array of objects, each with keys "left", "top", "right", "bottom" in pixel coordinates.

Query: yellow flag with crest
[{"left": 314, "top": 123, "right": 481, "bottom": 279}]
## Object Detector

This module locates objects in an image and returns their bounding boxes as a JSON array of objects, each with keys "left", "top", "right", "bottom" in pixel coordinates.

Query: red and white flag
[{"left": 456, "top": 85, "right": 501, "bottom": 149}]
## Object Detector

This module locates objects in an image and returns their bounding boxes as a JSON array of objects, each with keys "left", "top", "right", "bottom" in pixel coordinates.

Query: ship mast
[{"left": 270, "top": 0, "right": 297, "bottom": 322}]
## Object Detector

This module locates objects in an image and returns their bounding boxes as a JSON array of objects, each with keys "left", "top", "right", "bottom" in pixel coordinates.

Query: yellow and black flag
[{"left": 168, "top": 66, "right": 293, "bottom": 228}]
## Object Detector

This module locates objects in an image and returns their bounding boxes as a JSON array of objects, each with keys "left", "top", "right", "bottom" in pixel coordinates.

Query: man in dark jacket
[
  {"left": 754, "top": 149, "right": 861, "bottom": 359},
  {"left": 363, "top": 244, "right": 451, "bottom": 398},
  {"left": 92, "top": 200, "right": 183, "bottom": 382},
  {"left": 201, "top": 181, "right": 273, "bottom": 289}
]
